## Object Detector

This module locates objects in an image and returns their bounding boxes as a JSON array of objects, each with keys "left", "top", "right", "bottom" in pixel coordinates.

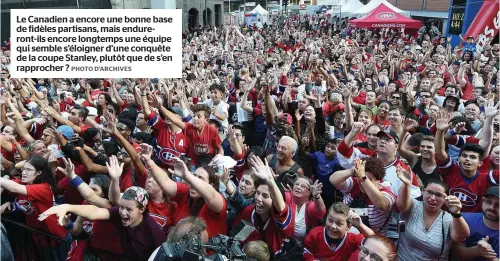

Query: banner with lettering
[{"left": 463, "top": 0, "right": 500, "bottom": 51}]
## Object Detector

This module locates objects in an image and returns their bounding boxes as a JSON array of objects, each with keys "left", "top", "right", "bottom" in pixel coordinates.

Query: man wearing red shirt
[
  {"left": 162, "top": 103, "right": 223, "bottom": 166},
  {"left": 44, "top": 105, "right": 91, "bottom": 135},
  {"left": 351, "top": 80, "right": 367, "bottom": 105},
  {"left": 435, "top": 111, "right": 499, "bottom": 213}
]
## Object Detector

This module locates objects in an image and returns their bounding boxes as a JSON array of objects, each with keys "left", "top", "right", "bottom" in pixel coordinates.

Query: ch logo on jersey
[
  {"left": 157, "top": 147, "right": 181, "bottom": 165},
  {"left": 449, "top": 188, "right": 478, "bottom": 206},
  {"left": 149, "top": 213, "right": 168, "bottom": 228},
  {"left": 17, "top": 200, "right": 34, "bottom": 215},
  {"left": 82, "top": 220, "right": 94, "bottom": 234},
  {"left": 194, "top": 144, "right": 210, "bottom": 155}
]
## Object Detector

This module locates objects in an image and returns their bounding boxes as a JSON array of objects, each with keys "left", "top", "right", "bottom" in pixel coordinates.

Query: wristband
[
  {"left": 9, "top": 202, "right": 20, "bottom": 212},
  {"left": 479, "top": 106, "right": 485, "bottom": 112},
  {"left": 65, "top": 220, "right": 74, "bottom": 230},
  {"left": 448, "top": 129, "right": 457, "bottom": 136},
  {"left": 69, "top": 176, "right": 84, "bottom": 188},
  {"left": 361, "top": 176, "right": 368, "bottom": 181},
  {"left": 450, "top": 212, "right": 462, "bottom": 218},
  {"left": 314, "top": 195, "right": 321, "bottom": 200}
]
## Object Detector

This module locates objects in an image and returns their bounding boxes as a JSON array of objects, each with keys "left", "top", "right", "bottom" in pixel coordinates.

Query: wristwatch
[{"left": 450, "top": 212, "right": 462, "bottom": 218}]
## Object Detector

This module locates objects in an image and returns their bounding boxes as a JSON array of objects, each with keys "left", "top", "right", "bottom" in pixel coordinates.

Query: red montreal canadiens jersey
[
  {"left": 13, "top": 182, "right": 67, "bottom": 241},
  {"left": 171, "top": 183, "right": 227, "bottom": 238},
  {"left": 437, "top": 156, "right": 499, "bottom": 213},
  {"left": 184, "top": 122, "right": 222, "bottom": 164},
  {"left": 147, "top": 200, "right": 177, "bottom": 237},
  {"left": 303, "top": 227, "right": 364, "bottom": 261},
  {"left": 147, "top": 111, "right": 189, "bottom": 167}
]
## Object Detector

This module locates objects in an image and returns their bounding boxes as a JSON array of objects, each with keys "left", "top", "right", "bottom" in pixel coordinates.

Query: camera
[
  {"left": 153, "top": 221, "right": 256, "bottom": 261},
  {"left": 397, "top": 220, "right": 406, "bottom": 233}
]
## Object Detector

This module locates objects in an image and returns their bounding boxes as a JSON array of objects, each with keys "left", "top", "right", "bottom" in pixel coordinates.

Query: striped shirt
[
  {"left": 340, "top": 177, "right": 395, "bottom": 235},
  {"left": 397, "top": 199, "right": 453, "bottom": 261}
]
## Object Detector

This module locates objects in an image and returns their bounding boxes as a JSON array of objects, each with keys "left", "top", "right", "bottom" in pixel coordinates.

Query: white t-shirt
[
  {"left": 203, "top": 99, "right": 229, "bottom": 132},
  {"left": 294, "top": 204, "right": 307, "bottom": 247},
  {"left": 236, "top": 101, "right": 253, "bottom": 122}
]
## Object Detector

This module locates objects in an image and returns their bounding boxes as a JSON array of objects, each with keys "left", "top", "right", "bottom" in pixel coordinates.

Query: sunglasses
[{"left": 359, "top": 246, "right": 383, "bottom": 261}]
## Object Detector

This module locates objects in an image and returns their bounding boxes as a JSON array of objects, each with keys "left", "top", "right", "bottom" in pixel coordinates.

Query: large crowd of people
[{"left": 0, "top": 13, "right": 499, "bottom": 261}]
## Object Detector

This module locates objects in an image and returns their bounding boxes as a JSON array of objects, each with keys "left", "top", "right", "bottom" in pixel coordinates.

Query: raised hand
[
  {"left": 248, "top": 155, "right": 273, "bottom": 181},
  {"left": 295, "top": 109, "right": 303, "bottom": 121},
  {"left": 139, "top": 144, "right": 154, "bottom": 163},
  {"left": 56, "top": 157, "right": 76, "bottom": 179},
  {"left": 396, "top": 165, "right": 412, "bottom": 185},
  {"left": 220, "top": 168, "right": 232, "bottom": 185},
  {"left": 403, "top": 119, "right": 418, "bottom": 132},
  {"left": 101, "top": 112, "right": 118, "bottom": 134},
  {"left": 339, "top": 82, "right": 351, "bottom": 98},
  {"left": 311, "top": 180, "right": 323, "bottom": 199},
  {"left": 353, "top": 158, "right": 366, "bottom": 179},
  {"left": 454, "top": 122, "right": 467, "bottom": 133},
  {"left": 106, "top": 155, "right": 124, "bottom": 180},
  {"left": 228, "top": 125, "right": 237, "bottom": 141},
  {"left": 484, "top": 99, "right": 500, "bottom": 118},
  {"left": 348, "top": 210, "right": 362, "bottom": 228},
  {"left": 436, "top": 110, "right": 451, "bottom": 131},
  {"left": 167, "top": 157, "right": 189, "bottom": 179},
  {"left": 351, "top": 122, "right": 364, "bottom": 134},
  {"left": 70, "top": 134, "right": 84, "bottom": 148},
  {"left": 445, "top": 195, "right": 462, "bottom": 214}
]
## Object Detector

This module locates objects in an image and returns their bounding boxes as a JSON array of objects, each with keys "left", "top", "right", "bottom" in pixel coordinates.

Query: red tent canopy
[{"left": 349, "top": 3, "right": 422, "bottom": 29}]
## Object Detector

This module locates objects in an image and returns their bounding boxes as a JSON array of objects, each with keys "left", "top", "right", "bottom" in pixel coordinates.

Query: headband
[{"left": 124, "top": 186, "right": 149, "bottom": 208}]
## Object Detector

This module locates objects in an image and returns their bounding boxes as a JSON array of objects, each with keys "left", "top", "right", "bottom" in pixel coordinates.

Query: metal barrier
[
  {"left": 1, "top": 216, "right": 70, "bottom": 261},
  {"left": 1, "top": 215, "right": 128, "bottom": 261}
]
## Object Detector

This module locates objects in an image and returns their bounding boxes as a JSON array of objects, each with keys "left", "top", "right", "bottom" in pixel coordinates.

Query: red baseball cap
[{"left": 280, "top": 113, "right": 293, "bottom": 125}]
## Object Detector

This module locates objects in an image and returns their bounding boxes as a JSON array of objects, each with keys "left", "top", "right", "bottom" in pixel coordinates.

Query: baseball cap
[
  {"left": 484, "top": 186, "right": 499, "bottom": 198},
  {"left": 377, "top": 129, "right": 400, "bottom": 144},
  {"left": 280, "top": 113, "right": 293, "bottom": 125},
  {"left": 167, "top": 106, "right": 183, "bottom": 117},
  {"left": 57, "top": 125, "right": 74, "bottom": 140}
]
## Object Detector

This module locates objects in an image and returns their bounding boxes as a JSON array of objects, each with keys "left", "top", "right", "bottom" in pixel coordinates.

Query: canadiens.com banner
[{"left": 463, "top": 0, "right": 500, "bottom": 51}]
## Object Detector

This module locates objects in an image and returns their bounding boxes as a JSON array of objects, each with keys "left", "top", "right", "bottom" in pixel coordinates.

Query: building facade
[{"left": 0, "top": 0, "right": 223, "bottom": 43}]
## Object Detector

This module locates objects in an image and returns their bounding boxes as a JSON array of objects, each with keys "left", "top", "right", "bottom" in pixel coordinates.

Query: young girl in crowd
[
  {"left": 39, "top": 185, "right": 165, "bottom": 261},
  {"left": 1, "top": 156, "right": 69, "bottom": 261}
]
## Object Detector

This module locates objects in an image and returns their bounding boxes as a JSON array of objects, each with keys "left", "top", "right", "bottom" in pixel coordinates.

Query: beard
[{"left": 483, "top": 209, "right": 499, "bottom": 222}]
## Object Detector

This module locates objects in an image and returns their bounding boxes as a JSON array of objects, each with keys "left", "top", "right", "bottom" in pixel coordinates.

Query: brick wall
[
  {"left": 397, "top": 0, "right": 424, "bottom": 10},
  {"left": 425, "top": 0, "right": 450, "bottom": 11}
]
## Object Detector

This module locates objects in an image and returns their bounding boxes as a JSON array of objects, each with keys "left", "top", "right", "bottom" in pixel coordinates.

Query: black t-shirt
[{"left": 108, "top": 207, "right": 166, "bottom": 261}]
